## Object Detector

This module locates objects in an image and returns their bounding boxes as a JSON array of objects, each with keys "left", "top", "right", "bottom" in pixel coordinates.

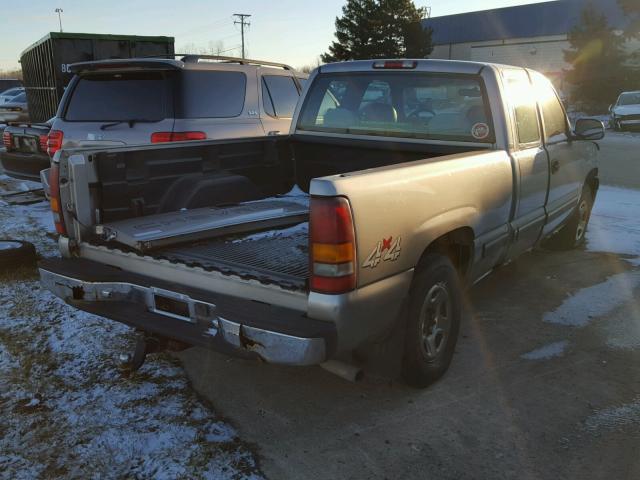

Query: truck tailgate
[{"left": 96, "top": 200, "right": 308, "bottom": 251}]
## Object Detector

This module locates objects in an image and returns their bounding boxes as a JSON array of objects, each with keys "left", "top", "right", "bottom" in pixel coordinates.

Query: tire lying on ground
[{"left": 0, "top": 240, "right": 37, "bottom": 271}]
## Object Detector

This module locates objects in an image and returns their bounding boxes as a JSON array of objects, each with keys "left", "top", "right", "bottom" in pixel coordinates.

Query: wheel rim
[
  {"left": 575, "top": 199, "right": 590, "bottom": 242},
  {"left": 419, "top": 282, "right": 451, "bottom": 361},
  {"left": 0, "top": 241, "right": 22, "bottom": 251}
]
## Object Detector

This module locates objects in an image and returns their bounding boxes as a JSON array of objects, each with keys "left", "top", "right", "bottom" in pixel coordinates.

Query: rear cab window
[
  {"left": 64, "top": 71, "right": 170, "bottom": 121},
  {"left": 297, "top": 72, "right": 494, "bottom": 143}
]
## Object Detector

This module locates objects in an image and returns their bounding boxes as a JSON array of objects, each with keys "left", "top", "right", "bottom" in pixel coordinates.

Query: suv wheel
[{"left": 402, "top": 254, "right": 462, "bottom": 388}]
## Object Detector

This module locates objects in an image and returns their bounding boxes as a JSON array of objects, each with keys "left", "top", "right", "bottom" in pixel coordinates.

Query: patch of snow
[
  {"left": 601, "top": 310, "right": 640, "bottom": 351},
  {"left": 232, "top": 221, "right": 308, "bottom": 243},
  {"left": 283, "top": 184, "right": 308, "bottom": 197},
  {"left": 587, "top": 186, "right": 640, "bottom": 265},
  {"left": 0, "top": 200, "right": 263, "bottom": 478},
  {"left": 521, "top": 340, "right": 569, "bottom": 360},
  {"left": 584, "top": 397, "right": 640, "bottom": 434},
  {"left": 543, "top": 271, "right": 640, "bottom": 327}
]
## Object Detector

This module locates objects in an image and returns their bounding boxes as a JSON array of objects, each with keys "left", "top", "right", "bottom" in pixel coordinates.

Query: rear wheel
[
  {"left": 402, "top": 254, "right": 462, "bottom": 388},
  {"left": 544, "top": 186, "right": 594, "bottom": 251}
]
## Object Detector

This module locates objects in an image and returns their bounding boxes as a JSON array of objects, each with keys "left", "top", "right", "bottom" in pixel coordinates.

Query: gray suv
[{"left": 47, "top": 55, "right": 307, "bottom": 156}]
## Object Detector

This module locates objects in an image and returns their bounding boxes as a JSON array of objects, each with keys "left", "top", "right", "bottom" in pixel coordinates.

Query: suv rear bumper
[
  {"left": 0, "top": 150, "right": 49, "bottom": 181},
  {"left": 39, "top": 257, "right": 335, "bottom": 366}
]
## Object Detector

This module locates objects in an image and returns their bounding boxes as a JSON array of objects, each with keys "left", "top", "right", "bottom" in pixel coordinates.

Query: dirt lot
[{"left": 178, "top": 131, "right": 640, "bottom": 480}]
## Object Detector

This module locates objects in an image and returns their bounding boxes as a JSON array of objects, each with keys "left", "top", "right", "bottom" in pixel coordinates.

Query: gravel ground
[{"left": 0, "top": 175, "right": 263, "bottom": 480}]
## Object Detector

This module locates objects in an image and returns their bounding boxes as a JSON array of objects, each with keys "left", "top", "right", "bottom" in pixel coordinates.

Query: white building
[{"left": 423, "top": 0, "right": 636, "bottom": 91}]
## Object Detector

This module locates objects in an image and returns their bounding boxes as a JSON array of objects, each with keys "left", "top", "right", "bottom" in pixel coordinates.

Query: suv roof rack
[{"left": 144, "top": 53, "right": 296, "bottom": 71}]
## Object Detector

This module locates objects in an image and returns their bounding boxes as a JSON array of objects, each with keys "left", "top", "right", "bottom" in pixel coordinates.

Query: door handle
[{"left": 551, "top": 160, "right": 560, "bottom": 174}]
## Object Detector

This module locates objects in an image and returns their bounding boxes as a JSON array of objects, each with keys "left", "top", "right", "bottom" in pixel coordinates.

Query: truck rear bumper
[{"left": 39, "top": 257, "right": 335, "bottom": 366}]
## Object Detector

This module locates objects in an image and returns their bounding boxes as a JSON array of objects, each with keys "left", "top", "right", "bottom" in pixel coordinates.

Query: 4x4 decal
[{"left": 362, "top": 236, "right": 402, "bottom": 268}]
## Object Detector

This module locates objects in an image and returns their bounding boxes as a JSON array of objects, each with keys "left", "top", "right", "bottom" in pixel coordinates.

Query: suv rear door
[{"left": 54, "top": 69, "right": 175, "bottom": 148}]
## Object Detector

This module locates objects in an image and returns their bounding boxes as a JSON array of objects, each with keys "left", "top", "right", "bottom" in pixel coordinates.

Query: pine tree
[
  {"left": 618, "top": 0, "right": 640, "bottom": 38},
  {"left": 563, "top": 3, "right": 631, "bottom": 109},
  {"left": 321, "top": 0, "right": 433, "bottom": 62}
]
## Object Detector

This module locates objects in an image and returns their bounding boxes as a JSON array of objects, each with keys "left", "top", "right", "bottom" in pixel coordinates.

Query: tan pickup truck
[{"left": 39, "top": 59, "right": 604, "bottom": 387}]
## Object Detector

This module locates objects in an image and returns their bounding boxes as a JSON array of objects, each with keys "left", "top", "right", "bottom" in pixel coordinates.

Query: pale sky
[{"left": 0, "top": 0, "right": 552, "bottom": 71}]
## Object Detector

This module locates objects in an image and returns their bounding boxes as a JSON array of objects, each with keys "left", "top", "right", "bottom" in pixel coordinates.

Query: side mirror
[
  {"left": 574, "top": 118, "right": 605, "bottom": 141},
  {"left": 608, "top": 104, "right": 613, "bottom": 112}
]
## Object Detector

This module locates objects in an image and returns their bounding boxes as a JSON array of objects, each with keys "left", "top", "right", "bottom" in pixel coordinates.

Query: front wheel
[
  {"left": 543, "top": 186, "right": 594, "bottom": 251},
  {"left": 402, "top": 254, "right": 462, "bottom": 388}
]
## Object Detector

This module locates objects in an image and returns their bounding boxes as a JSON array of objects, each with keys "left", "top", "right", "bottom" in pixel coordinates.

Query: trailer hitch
[
  {"left": 119, "top": 332, "right": 162, "bottom": 372},
  {"left": 118, "top": 331, "right": 189, "bottom": 372}
]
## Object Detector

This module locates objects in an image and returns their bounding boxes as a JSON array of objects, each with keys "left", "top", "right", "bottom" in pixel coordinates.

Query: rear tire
[
  {"left": 402, "top": 254, "right": 462, "bottom": 388},
  {"left": 543, "top": 186, "right": 594, "bottom": 251},
  {"left": 0, "top": 240, "right": 37, "bottom": 271}
]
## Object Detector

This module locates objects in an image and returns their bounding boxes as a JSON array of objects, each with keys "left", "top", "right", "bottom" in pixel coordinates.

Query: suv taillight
[
  {"left": 48, "top": 163, "right": 67, "bottom": 235},
  {"left": 150, "top": 131, "right": 206, "bottom": 143},
  {"left": 47, "top": 130, "right": 64, "bottom": 157},
  {"left": 2, "top": 131, "right": 12, "bottom": 151},
  {"left": 39, "top": 134, "right": 48, "bottom": 152},
  {"left": 309, "top": 196, "right": 357, "bottom": 294}
]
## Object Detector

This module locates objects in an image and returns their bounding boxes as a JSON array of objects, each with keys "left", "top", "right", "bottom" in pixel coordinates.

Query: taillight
[
  {"left": 309, "top": 196, "right": 357, "bottom": 294},
  {"left": 48, "top": 163, "right": 67, "bottom": 235},
  {"left": 372, "top": 60, "right": 417, "bottom": 69},
  {"left": 2, "top": 131, "right": 12, "bottom": 151},
  {"left": 39, "top": 134, "right": 48, "bottom": 152},
  {"left": 150, "top": 131, "right": 206, "bottom": 143},
  {"left": 47, "top": 130, "right": 64, "bottom": 157}
]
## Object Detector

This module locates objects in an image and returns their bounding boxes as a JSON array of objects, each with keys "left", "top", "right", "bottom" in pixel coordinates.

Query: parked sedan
[
  {"left": 0, "top": 87, "right": 25, "bottom": 104},
  {"left": 610, "top": 91, "right": 640, "bottom": 131},
  {"left": 0, "top": 92, "right": 29, "bottom": 123}
]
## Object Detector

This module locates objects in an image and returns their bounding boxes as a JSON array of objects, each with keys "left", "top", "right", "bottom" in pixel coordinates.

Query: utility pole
[
  {"left": 233, "top": 13, "right": 251, "bottom": 59},
  {"left": 55, "top": 8, "right": 64, "bottom": 32}
]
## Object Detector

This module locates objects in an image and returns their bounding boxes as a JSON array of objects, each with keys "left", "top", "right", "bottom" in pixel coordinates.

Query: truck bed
[{"left": 151, "top": 221, "right": 309, "bottom": 291}]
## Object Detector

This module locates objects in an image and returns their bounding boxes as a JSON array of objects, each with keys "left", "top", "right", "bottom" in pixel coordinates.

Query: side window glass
[
  {"left": 262, "top": 80, "right": 275, "bottom": 117},
  {"left": 262, "top": 75, "right": 299, "bottom": 118},
  {"left": 503, "top": 70, "right": 540, "bottom": 146},
  {"left": 533, "top": 73, "right": 567, "bottom": 140}
]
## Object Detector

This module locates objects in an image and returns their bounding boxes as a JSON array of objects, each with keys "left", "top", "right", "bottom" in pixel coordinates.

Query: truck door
[
  {"left": 530, "top": 72, "right": 584, "bottom": 237},
  {"left": 502, "top": 69, "right": 549, "bottom": 260}
]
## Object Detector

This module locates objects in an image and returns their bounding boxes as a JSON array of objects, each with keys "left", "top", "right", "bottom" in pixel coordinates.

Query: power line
[
  {"left": 175, "top": 16, "right": 234, "bottom": 38},
  {"left": 233, "top": 13, "right": 251, "bottom": 59}
]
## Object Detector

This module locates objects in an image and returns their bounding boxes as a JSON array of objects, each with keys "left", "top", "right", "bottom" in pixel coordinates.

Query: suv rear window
[
  {"left": 177, "top": 71, "right": 246, "bottom": 118},
  {"left": 65, "top": 71, "right": 169, "bottom": 122},
  {"left": 297, "top": 72, "right": 493, "bottom": 143}
]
